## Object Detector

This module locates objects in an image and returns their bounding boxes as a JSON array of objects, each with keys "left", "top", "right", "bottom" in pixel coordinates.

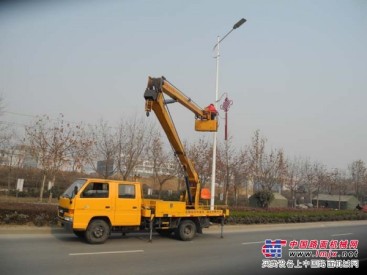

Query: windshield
[{"left": 61, "top": 179, "right": 87, "bottom": 198}]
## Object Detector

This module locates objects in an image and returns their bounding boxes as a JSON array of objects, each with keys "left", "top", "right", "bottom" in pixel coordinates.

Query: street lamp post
[{"left": 210, "top": 18, "right": 246, "bottom": 210}]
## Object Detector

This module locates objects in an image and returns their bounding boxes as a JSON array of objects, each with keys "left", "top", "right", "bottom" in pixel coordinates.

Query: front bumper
[{"left": 58, "top": 217, "right": 73, "bottom": 232}]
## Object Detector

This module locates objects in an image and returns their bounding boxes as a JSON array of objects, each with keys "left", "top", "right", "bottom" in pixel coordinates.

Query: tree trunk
[
  {"left": 158, "top": 182, "right": 163, "bottom": 199},
  {"left": 7, "top": 167, "right": 11, "bottom": 198},
  {"left": 48, "top": 175, "right": 55, "bottom": 203},
  {"left": 316, "top": 186, "right": 320, "bottom": 208},
  {"left": 224, "top": 187, "right": 229, "bottom": 205},
  {"left": 234, "top": 185, "right": 238, "bottom": 207},
  {"left": 39, "top": 173, "right": 46, "bottom": 202}
]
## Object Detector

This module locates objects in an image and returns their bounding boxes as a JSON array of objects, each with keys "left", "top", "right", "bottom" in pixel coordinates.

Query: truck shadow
[{"left": 51, "top": 225, "right": 220, "bottom": 245}]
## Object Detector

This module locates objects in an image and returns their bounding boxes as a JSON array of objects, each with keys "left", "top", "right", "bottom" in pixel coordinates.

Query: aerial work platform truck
[{"left": 58, "top": 76, "right": 228, "bottom": 244}]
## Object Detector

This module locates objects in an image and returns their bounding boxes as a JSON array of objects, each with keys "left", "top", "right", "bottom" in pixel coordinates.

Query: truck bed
[{"left": 141, "top": 199, "right": 228, "bottom": 218}]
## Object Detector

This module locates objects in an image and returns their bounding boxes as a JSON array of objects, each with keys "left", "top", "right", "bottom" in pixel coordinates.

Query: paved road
[{"left": 0, "top": 221, "right": 366, "bottom": 275}]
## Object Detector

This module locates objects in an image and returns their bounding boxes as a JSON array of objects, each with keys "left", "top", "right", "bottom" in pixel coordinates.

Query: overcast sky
[{"left": 1, "top": 0, "right": 366, "bottom": 170}]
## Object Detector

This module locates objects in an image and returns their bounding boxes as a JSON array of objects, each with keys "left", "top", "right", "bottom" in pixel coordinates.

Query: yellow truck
[
  {"left": 58, "top": 76, "right": 228, "bottom": 244},
  {"left": 58, "top": 178, "right": 228, "bottom": 244}
]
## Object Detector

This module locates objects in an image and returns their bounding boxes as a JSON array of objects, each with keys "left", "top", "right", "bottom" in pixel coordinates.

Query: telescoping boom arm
[{"left": 144, "top": 76, "right": 218, "bottom": 209}]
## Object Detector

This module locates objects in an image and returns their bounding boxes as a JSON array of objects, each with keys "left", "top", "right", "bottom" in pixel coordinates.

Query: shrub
[
  {"left": 33, "top": 214, "right": 47, "bottom": 227},
  {"left": 1, "top": 201, "right": 366, "bottom": 226},
  {"left": 3, "top": 212, "right": 29, "bottom": 224},
  {"left": 228, "top": 207, "right": 367, "bottom": 224},
  {"left": 0, "top": 202, "right": 58, "bottom": 226},
  {"left": 252, "top": 190, "right": 274, "bottom": 208}
]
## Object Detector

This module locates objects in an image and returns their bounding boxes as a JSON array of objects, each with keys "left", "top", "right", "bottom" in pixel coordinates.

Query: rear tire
[
  {"left": 177, "top": 220, "right": 196, "bottom": 241},
  {"left": 85, "top": 219, "right": 110, "bottom": 244}
]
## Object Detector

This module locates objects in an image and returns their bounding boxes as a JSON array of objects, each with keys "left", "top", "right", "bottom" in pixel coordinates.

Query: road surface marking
[
  {"left": 69, "top": 250, "right": 144, "bottom": 256},
  {"left": 331, "top": 233, "right": 353, "bottom": 237},
  {"left": 241, "top": 241, "right": 264, "bottom": 245}
]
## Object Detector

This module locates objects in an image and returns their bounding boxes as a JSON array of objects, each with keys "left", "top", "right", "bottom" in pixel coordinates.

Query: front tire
[
  {"left": 177, "top": 220, "right": 196, "bottom": 241},
  {"left": 85, "top": 219, "right": 110, "bottom": 244}
]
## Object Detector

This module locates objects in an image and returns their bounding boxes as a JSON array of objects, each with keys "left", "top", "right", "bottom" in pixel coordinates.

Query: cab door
[
  {"left": 114, "top": 183, "right": 141, "bottom": 226},
  {"left": 73, "top": 181, "right": 113, "bottom": 229}
]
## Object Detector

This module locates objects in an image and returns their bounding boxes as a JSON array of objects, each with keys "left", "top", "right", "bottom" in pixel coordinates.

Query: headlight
[{"left": 63, "top": 216, "right": 73, "bottom": 222}]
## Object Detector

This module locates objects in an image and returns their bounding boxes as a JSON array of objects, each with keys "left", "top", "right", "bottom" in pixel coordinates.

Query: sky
[{"left": 0, "top": 0, "right": 366, "bottom": 170}]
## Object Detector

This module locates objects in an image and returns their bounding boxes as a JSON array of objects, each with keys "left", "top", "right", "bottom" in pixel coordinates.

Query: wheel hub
[{"left": 94, "top": 226, "right": 104, "bottom": 238}]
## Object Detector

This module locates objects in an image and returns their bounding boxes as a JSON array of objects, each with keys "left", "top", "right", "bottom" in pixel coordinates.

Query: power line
[{"left": 3, "top": 111, "right": 36, "bottom": 118}]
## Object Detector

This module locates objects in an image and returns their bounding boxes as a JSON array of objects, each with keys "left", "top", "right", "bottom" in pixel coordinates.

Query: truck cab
[{"left": 58, "top": 178, "right": 142, "bottom": 243}]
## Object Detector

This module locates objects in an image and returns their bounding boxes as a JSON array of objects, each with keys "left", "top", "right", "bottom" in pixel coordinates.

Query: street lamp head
[{"left": 233, "top": 18, "right": 246, "bottom": 29}]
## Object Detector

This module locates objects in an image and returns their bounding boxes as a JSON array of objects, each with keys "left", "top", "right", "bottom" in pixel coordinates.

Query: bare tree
[
  {"left": 25, "top": 114, "right": 85, "bottom": 201},
  {"left": 0, "top": 132, "right": 20, "bottom": 192},
  {"left": 248, "top": 130, "right": 266, "bottom": 190},
  {"left": 231, "top": 147, "right": 251, "bottom": 206},
  {"left": 301, "top": 160, "right": 314, "bottom": 204},
  {"left": 0, "top": 96, "right": 10, "bottom": 151},
  {"left": 0, "top": 127, "right": 12, "bottom": 164},
  {"left": 216, "top": 138, "right": 238, "bottom": 205},
  {"left": 186, "top": 137, "right": 212, "bottom": 187},
  {"left": 316, "top": 166, "right": 330, "bottom": 207},
  {"left": 324, "top": 169, "right": 336, "bottom": 195},
  {"left": 0, "top": 97, "right": 24, "bottom": 194},
  {"left": 115, "top": 115, "right": 156, "bottom": 180},
  {"left": 67, "top": 123, "right": 93, "bottom": 173},
  {"left": 88, "top": 119, "right": 118, "bottom": 178},
  {"left": 149, "top": 134, "right": 175, "bottom": 198},
  {"left": 348, "top": 160, "right": 366, "bottom": 202},
  {"left": 0, "top": 127, "right": 20, "bottom": 194},
  {"left": 328, "top": 168, "right": 348, "bottom": 209},
  {"left": 164, "top": 153, "right": 183, "bottom": 192},
  {"left": 247, "top": 130, "right": 287, "bottom": 192},
  {"left": 300, "top": 160, "right": 327, "bottom": 206},
  {"left": 285, "top": 157, "right": 306, "bottom": 207}
]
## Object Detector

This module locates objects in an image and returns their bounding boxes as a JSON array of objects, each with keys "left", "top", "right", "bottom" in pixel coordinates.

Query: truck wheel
[
  {"left": 177, "top": 220, "right": 196, "bottom": 241},
  {"left": 85, "top": 219, "right": 110, "bottom": 244}
]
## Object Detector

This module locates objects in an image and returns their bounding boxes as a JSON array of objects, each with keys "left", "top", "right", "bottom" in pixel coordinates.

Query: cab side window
[
  {"left": 119, "top": 184, "right": 135, "bottom": 199},
  {"left": 81, "top": 182, "right": 109, "bottom": 198}
]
